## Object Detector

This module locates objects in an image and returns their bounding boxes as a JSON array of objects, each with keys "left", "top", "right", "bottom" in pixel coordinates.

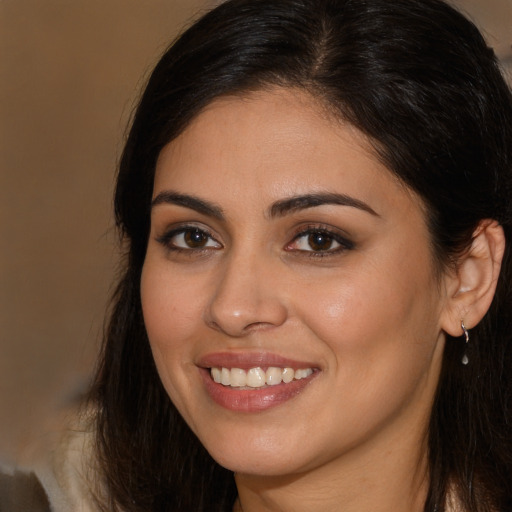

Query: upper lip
[{"left": 197, "top": 351, "right": 319, "bottom": 370}]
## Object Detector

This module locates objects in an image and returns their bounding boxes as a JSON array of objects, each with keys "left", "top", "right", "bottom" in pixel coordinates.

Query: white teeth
[
  {"left": 230, "top": 368, "right": 246, "bottom": 387},
  {"left": 265, "top": 367, "right": 282, "bottom": 385},
  {"left": 295, "top": 368, "right": 313, "bottom": 380},
  {"left": 246, "top": 367, "right": 266, "bottom": 387},
  {"left": 282, "top": 367, "right": 294, "bottom": 383},
  {"left": 221, "top": 367, "right": 230, "bottom": 386},
  {"left": 211, "top": 367, "right": 222, "bottom": 383},
  {"left": 210, "top": 366, "right": 314, "bottom": 388}
]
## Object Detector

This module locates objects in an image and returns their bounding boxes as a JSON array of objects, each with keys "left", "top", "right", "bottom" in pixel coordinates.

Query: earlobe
[{"left": 441, "top": 220, "right": 505, "bottom": 337}]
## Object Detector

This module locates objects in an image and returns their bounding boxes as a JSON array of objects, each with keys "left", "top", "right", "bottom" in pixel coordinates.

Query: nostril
[
  {"left": 243, "top": 321, "right": 278, "bottom": 332},
  {"left": 204, "top": 302, "right": 288, "bottom": 337}
]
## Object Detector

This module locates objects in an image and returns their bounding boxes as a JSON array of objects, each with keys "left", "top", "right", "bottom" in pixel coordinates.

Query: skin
[{"left": 141, "top": 88, "right": 456, "bottom": 512}]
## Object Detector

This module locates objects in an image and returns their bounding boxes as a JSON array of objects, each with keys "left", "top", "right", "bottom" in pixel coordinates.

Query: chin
[{"left": 196, "top": 421, "right": 321, "bottom": 477}]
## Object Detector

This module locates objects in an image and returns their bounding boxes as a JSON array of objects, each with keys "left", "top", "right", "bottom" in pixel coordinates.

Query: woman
[{"left": 84, "top": 0, "right": 512, "bottom": 510}]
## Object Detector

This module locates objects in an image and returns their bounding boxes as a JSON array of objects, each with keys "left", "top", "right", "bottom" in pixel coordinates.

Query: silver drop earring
[{"left": 461, "top": 320, "right": 469, "bottom": 365}]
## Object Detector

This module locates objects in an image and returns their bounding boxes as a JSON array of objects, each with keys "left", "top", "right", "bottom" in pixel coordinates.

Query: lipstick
[{"left": 197, "top": 352, "right": 319, "bottom": 412}]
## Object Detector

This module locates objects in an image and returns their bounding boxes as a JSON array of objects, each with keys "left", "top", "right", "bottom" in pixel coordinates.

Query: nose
[{"left": 204, "top": 252, "right": 288, "bottom": 337}]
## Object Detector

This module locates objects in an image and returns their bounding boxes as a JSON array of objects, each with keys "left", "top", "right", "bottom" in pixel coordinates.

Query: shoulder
[
  {"left": 33, "top": 408, "right": 103, "bottom": 512},
  {"left": 0, "top": 464, "right": 51, "bottom": 512}
]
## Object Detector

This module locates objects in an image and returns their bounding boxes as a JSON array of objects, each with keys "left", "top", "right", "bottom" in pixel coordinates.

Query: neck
[{"left": 234, "top": 420, "right": 430, "bottom": 512}]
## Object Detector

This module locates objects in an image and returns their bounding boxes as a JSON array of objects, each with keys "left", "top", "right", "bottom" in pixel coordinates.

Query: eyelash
[
  {"left": 156, "top": 224, "right": 354, "bottom": 257},
  {"left": 287, "top": 224, "right": 354, "bottom": 258},
  {"left": 156, "top": 226, "right": 221, "bottom": 255}
]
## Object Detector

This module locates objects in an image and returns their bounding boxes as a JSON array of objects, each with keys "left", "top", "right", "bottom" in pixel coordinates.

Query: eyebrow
[
  {"left": 151, "top": 190, "right": 378, "bottom": 219},
  {"left": 269, "top": 192, "right": 379, "bottom": 218},
  {"left": 151, "top": 191, "right": 225, "bottom": 220}
]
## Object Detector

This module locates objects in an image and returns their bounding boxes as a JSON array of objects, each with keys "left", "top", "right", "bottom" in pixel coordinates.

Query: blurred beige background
[
  {"left": 0, "top": 0, "right": 510, "bottom": 467},
  {"left": 0, "top": 0, "right": 218, "bottom": 467}
]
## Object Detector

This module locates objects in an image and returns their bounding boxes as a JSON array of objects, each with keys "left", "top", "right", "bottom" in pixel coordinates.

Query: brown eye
[
  {"left": 307, "top": 232, "right": 335, "bottom": 251},
  {"left": 286, "top": 227, "right": 354, "bottom": 256},
  {"left": 184, "top": 229, "right": 210, "bottom": 248},
  {"left": 157, "top": 227, "right": 222, "bottom": 251}
]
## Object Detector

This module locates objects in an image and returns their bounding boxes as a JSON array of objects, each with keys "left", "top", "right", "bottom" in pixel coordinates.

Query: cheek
[
  {"left": 140, "top": 260, "right": 206, "bottom": 408},
  {"left": 141, "top": 261, "right": 202, "bottom": 350},
  {"left": 294, "top": 270, "right": 442, "bottom": 448},
  {"left": 298, "top": 251, "right": 441, "bottom": 387}
]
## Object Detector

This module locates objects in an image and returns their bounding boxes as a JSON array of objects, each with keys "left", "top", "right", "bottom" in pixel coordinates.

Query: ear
[{"left": 441, "top": 220, "right": 505, "bottom": 337}]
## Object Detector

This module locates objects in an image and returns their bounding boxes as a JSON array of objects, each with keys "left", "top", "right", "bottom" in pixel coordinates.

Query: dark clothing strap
[{"left": 0, "top": 469, "right": 51, "bottom": 512}]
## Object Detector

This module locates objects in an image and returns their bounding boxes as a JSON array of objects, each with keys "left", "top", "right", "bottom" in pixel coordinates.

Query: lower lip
[{"left": 199, "top": 368, "right": 318, "bottom": 412}]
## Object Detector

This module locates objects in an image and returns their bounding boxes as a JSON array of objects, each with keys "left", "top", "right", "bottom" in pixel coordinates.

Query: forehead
[{"left": 153, "top": 87, "right": 415, "bottom": 216}]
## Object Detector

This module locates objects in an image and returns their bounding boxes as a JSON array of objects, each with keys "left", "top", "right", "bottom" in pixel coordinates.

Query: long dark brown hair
[{"left": 89, "top": 0, "right": 512, "bottom": 510}]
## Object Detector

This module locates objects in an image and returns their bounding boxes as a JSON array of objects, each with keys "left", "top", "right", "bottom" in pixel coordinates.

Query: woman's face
[{"left": 141, "top": 88, "right": 449, "bottom": 477}]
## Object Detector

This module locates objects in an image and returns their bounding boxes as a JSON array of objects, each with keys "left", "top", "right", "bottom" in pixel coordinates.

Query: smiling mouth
[{"left": 210, "top": 366, "right": 314, "bottom": 388}]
